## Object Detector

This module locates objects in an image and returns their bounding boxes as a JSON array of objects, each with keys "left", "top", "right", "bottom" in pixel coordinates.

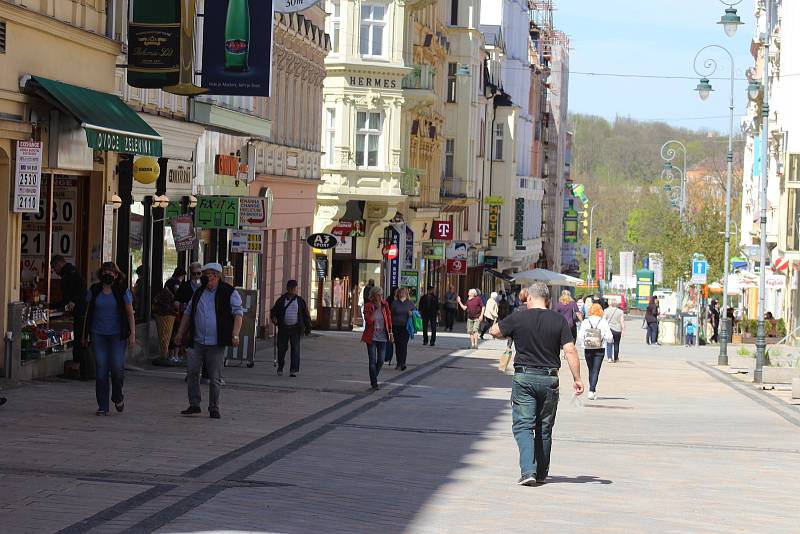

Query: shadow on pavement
[{"left": 545, "top": 475, "right": 613, "bottom": 485}]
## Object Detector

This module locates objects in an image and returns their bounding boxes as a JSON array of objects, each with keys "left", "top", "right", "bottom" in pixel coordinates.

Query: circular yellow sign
[{"left": 133, "top": 156, "right": 160, "bottom": 184}]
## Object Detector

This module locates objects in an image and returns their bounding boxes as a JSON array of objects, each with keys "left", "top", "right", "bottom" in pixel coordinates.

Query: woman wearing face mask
[{"left": 83, "top": 262, "right": 136, "bottom": 416}]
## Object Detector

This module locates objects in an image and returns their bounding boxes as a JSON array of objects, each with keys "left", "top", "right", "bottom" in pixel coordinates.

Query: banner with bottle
[{"left": 202, "top": 0, "right": 274, "bottom": 96}]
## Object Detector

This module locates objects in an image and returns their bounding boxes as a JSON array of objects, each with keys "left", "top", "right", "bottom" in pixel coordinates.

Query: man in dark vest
[
  {"left": 270, "top": 280, "right": 312, "bottom": 377},
  {"left": 50, "top": 254, "right": 89, "bottom": 379},
  {"left": 175, "top": 262, "right": 243, "bottom": 419}
]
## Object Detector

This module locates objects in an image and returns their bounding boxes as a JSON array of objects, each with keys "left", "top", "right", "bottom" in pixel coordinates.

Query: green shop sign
[
  {"left": 85, "top": 127, "right": 163, "bottom": 157},
  {"left": 195, "top": 196, "right": 240, "bottom": 229}
]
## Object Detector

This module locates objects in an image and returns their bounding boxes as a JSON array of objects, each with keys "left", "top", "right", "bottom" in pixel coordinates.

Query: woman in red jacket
[{"left": 361, "top": 286, "right": 394, "bottom": 390}]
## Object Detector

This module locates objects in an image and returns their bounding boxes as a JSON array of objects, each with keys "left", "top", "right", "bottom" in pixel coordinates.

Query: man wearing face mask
[
  {"left": 174, "top": 263, "right": 243, "bottom": 419},
  {"left": 172, "top": 263, "right": 203, "bottom": 362}
]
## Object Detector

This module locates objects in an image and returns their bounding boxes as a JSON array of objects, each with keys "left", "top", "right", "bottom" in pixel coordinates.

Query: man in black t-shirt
[{"left": 490, "top": 281, "right": 584, "bottom": 486}]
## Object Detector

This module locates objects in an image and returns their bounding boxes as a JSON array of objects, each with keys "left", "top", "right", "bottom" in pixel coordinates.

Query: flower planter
[{"left": 762, "top": 366, "right": 800, "bottom": 384}]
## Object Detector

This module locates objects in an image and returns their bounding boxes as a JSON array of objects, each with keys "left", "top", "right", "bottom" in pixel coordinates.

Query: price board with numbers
[
  {"left": 230, "top": 230, "right": 264, "bottom": 254},
  {"left": 194, "top": 196, "right": 240, "bottom": 229},
  {"left": 13, "top": 141, "right": 43, "bottom": 213}
]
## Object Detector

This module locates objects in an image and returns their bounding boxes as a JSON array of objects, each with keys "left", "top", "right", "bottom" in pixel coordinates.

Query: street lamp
[
  {"left": 694, "top": 44, "right": 736, "bottom": 366},
  {"left": 755, "top": 1, "right": 774, "bottom": 383},
  {"left": 718, "top": 1, "right": 744, "bottom": 37},
  {"left": 695, "top": 78, "right": 714, "bottom": 101},
  {"left": 660, "top": 140, "right": 688, "bottom": 223}
]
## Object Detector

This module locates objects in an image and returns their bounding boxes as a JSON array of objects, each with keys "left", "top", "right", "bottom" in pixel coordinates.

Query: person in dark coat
[
  {"left": 270, "top": 280, "right": 312, "bottom": 377},
  {"left": 51, "top": 255, "right": 89, "bottom": 379},
  {"left": 418, "top": 286, "right": 439, "bottom": 347}
]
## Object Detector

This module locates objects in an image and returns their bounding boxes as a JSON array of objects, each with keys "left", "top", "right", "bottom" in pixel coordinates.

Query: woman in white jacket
[{"left": 577, "top": 303, "right": 614, "bottom": 400}]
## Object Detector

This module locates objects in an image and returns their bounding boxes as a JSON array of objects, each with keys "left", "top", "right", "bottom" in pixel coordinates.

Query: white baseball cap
[{"left": 201, "top": 262, "right": 223, "bottom": 274}]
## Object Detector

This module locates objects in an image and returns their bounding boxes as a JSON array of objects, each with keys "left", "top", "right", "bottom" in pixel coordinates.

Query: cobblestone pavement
[{"left": 1, "top": 327, "right": 798, "bottom": 533}]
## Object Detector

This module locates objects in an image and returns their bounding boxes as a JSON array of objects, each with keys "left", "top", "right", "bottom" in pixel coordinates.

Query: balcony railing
[
  {"left": 402, "top": 65, "right": 436, "bottom": 91},
  {"left": 440, "top": 176, "right": 470, "bottom": 198}
]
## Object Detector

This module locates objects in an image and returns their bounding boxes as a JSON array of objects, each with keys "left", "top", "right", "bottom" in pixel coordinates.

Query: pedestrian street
[{"left": 1, "top": 328, "right": 798, "bottom": 533}]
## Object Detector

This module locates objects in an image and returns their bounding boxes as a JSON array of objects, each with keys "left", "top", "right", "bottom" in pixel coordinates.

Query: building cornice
[{"left": 0, "top": 2, "right": 121, "bottom": 57}]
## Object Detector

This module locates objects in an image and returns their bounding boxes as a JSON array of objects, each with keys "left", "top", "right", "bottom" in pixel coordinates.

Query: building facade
[
  {"left": 739, "top": 0, "right": 797, "bottom": 334},
  {"left": 0, "top": 0, "right": 167, "bottom": 378}
]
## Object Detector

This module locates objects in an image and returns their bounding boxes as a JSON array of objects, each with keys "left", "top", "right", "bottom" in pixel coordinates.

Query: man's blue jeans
[
  {"left": 366, "top": 341, "right": 387, "bottom": 387},
  {"left": 511, "top": 369, "right": 560, "bottom": 480},
  {"left": 92, "top": 334, "right": 127, "bottom": 412}
]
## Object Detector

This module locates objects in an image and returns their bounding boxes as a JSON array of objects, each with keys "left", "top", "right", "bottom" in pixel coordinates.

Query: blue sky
[{"left": 557, "top": 0, "right": 755, "bottom": 133}]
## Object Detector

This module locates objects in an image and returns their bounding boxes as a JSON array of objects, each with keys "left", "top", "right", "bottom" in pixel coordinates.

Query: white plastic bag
[{"left": 571, "top": 391, "right": 585, "bottom": 409}]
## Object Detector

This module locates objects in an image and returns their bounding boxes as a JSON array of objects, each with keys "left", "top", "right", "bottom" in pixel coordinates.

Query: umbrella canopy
[{"left": 512, "top": 269, "right": 583, "bottom": 287}]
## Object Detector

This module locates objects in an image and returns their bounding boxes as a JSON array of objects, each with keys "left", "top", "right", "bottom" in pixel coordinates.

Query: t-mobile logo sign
[{"left": 431, "top": 220, "right": 453, "bottom": 240}]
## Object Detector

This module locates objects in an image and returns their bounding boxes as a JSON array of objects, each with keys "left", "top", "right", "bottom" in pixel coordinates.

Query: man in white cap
[{"left": 175, "top": 262, "right": 243, "bottom": 419}]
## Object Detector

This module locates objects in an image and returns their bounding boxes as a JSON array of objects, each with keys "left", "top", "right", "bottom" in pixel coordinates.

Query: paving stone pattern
[{"left": 1, "top": 328, "right": 798, "bottom": 533}]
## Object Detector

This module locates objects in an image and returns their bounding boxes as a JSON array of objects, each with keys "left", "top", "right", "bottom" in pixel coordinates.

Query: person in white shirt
[
  {"left": 602, "top": 303, "right": 625, "bottom": 362},
  {"left": 576, "top": 303, "right": 614, "bottom": 400}
]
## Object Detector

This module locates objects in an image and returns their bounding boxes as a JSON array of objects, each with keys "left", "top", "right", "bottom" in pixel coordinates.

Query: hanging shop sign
[
  {"left": 382, "top": 244, "right": 399, "bottom": 260},
  {"left": 331, "top": 220, "right": 366, "bottom": 237},
  {"left": 431, "top": 220, "right": 453, "bottom": 241},
  {"left": 126, "top": 1, "right": 181, "bottom": 88},
  {"left": 166, "top": 159, "right": 193, "bottom": 196},
  {"left": 231, "top": 229, "right": 264, "bottom": 253},
  {"left": 596, "top": 249, "right": 606, "bottom": 281},
  {"left": 563, "top": 207, "right": 578, "bottom": 243},
  {"left": 484, "top": 255, "right": 499, "bottom": 268},
  {"left": 400, "top": 270, "right": 420, "bottom": 302},
  {"left": 404, "top": 225, "right": 415, "bottom": 269},
  {"left": 385, "top": 225, "right": 401, "bottom": 290},
  {"left": 421, "top": 242, "right": 444, "bottom": 260},
  {"left": 202, "top": 0, "right": 274, "bottom": 96},
  {"left": 488, "top": 205, "right": 500, "bottom": 247},
  {"left": 13, "top": 141, "right": 43, "bottom": 213},
  {"left": 485, "top": 195, "right": 505, "bottom": 206},
  {"left": 446, "top": 258, "right": 467, "bottom": 276},
  {"left": 275, "top": 0, "right": 320, "bottom": 13},
  {"left": 765, "top": 274, "right": 786, "bottom": 289},
  {"left": 315, "top": 254, "right": 328, "bottom": 280},
  {"left": 130, "top": 213, "right": 145, "bottom": 249},
  {"left": 514, "top": 198, "right": 525, "bottom": 250},
  {"left": 446, "top": 240, "right": 468, "bottom": 261},
  {"left": 194, "top": 196, "right": 239, "bottom": 229},
  {"left": 306, "top": 233, "right": 338, "bottom": 249},
  {"left": 133, "top": 156, "right": 161, "bottom": 184},
  {"left": 239, "top": 196, "right": 272, "bottom": 227},
  {"left": 171, "top": 215, "right": 195, "bottom": 252}
]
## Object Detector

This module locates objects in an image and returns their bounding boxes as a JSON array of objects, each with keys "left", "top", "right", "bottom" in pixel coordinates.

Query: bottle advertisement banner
[{"left": 202, "top": 0, "right": 274, "bottom": 96}]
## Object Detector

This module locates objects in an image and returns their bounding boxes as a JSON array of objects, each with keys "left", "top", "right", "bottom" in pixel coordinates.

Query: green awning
[{"left": 26, "top": 75, "right": 162, "bottom": 157}]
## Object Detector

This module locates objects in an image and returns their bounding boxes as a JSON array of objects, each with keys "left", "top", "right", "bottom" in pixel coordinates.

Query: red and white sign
[
  {"left": 447, "top": 258, "right": 467, "bottom": 276},
  {"left": 238, "top": 196, "right": 272, "bottom": 227},
  {"left": 765, "top": 274, "right": 786, "bottom": 289},
  {"left": 383, "top": 244, "right": 399, "bottom": 260},
  {"left": 595, "top": 249, "right": 606, "bottom": 281},
  {"left": 331, "top": 220, "right": 366, "bottom": 237},
  {"left": 431, "top": 220, "right": 453, "bottom": 241},
  {"left": 773, "top": 257, "right": 790, "bottom": 271}
]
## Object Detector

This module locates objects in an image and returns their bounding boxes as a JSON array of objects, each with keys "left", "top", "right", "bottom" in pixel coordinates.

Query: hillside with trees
[{"left": 569, "top": 114, "right": 743, "bottom": 287}]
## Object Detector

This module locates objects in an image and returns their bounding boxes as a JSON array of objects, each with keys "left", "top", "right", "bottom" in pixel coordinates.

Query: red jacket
[{"left": 361, "top": 299, "right": 393, "bottom": 344}]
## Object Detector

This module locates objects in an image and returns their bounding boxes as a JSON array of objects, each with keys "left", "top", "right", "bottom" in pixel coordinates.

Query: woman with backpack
[
  {"left": 83, "top": 262, "right": 136, "bottom": 416},
  {"left": 577, "top": 303, "right": 613, "bottom": 400}
]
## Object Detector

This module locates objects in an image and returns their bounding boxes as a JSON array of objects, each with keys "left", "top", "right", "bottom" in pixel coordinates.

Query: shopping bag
[
  {"left": 412, "top": 310, "right": 423, "bottom": 332},
  {"left": 498, "top": 350, "right": 513, "bottom": 373},
  {"left": 406, "top": 316, "right": 416, "bottom": 339}
]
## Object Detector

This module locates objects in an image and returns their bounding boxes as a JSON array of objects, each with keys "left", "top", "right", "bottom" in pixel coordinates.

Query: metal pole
[
  {"left": 587, "top": 209, "right": 593, "bottom": 287},
  {"left": 719, "top": 52, "right": 736, "bottom": 366},
  {"left": 660, "top": 140, "right": 688, "bottom": 225},
  {"left": 682, "top": 147, "right": 688, "bottom": 223},
  {"left": 755, "top": 0, "right": 772, "bottom": 383}
]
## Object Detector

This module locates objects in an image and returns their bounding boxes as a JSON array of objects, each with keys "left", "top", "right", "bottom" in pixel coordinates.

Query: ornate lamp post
[
  {"left": 660, "top": 140, "right": 688, "bottom": 223},
  {"left": 753, "top": 1, "right": 773, "bottom": 383},
  {"left": 693, "top": 43, "right": 736, "bottom": 366}
]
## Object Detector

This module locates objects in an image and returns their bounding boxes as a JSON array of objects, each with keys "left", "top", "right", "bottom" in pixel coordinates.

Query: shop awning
[
  {"left": 24, "top": 75, "right": 162, "bottom": 157},
  {"left": 485, "top": 269, "right": 515, "bottom": 282}
]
